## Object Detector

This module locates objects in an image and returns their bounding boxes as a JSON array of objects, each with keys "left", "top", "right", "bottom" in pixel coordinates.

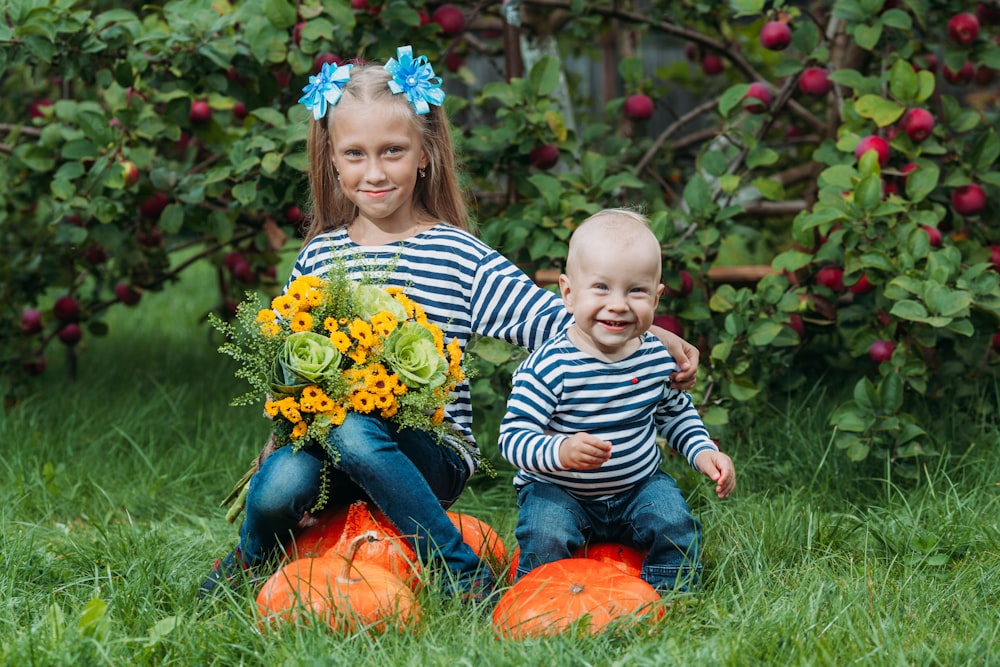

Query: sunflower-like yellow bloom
[
  {"left": 291, "top": 421, "right": 308, "bottom": 440},
  {"left": 329, "top": 330, "right": 352, "bottom": 354},
  {"left": 256, "top": 309, "right": 277, "bottom": 323},
  {"left": 264, "top": 400, "right": 280, "bottom": 418},
  {"left": 374, "top": 392, "right": 396, "bottom": 414},
  {"left": 278, "top": 397, "right": 302, "bottom": 423},
  {"left": 260, "top": 322, "right": 282, "bottom": 338},
  {"left": 349, "top": 345, "right": 368, "bottom": 366},
  {"left": 304, "top": 287, "right": 323, "bottom": 308},
  {"left": 447, "top": 338, "right": 464, "bottom": 382},
  {"left": 349, "top": 318, "right": 376, "bottom": 348},
  {"left": 431, "top": 407, "right": 445, "bottom": 425},
  {"left": 350, "top": 390, "right": 377, "bottom": 414},
  {"left": 370, "top": 311, "right": 398, "bottom": 338},
  {"left": 365, "top": 364, "right": 398, "bottom": 396},
  {"left": 290, "top": 311, "right": 314, "bottom": 333},
  {"left": 271, "top": 294, "right": 298, "bottom": 319},
  {"left": 326, "top": 404, "right": 347, "bottom": 426},
  {"left": 323, "top": 317, "right": 339, "bottom": 333}
]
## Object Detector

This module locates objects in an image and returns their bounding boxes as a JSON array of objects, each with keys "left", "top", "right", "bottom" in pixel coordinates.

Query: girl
[{"left": 200, "top": 46, "right": 699, "bottom": 603}]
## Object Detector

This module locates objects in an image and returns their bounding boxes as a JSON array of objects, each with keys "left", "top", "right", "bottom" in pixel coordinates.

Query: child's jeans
[
  {"left": 513, "top": 470, "right": 703, "bottom": 592},
  {"left": 238, "top": 412, "right": 488, "bottom": 587}
]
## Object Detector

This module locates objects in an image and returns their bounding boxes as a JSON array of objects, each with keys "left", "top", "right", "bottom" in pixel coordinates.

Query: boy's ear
[
  {"left": 656, "top": 283, "right": 664, "bottom": 299},
  {"left": 558, "top": 273, "right": 574, "bottom": 312}
]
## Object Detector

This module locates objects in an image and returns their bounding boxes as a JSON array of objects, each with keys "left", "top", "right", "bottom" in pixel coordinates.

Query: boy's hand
[
  {"left": 649, "top": 326, "right": 700, "bottom": 390},
  {"left": 694, "top": 449, "right": 736, "bottom": 499},
  {"left": 559, "top": 433, "right": 613, "bottom": 470}
]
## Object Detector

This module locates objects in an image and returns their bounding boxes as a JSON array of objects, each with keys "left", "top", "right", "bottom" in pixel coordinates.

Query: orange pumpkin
[
  {"left": 492, "top": 558, "right": 663, "bottom": 639},
  {"left": 257, "top": 531, "right": 421, "bottom": 633},
  {"left": 446, "top": 511, "right": 507, "bottom": 569},
  {"left": 572, "top": 542, "right": 646, "bottom": 578},
  {"left": 290, "top": 500, "right": 420, "bottom": 588}
]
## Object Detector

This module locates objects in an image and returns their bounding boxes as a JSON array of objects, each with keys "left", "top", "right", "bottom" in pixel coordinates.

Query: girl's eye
[{"left": 385, "top": 146, "right": 403, "bottom": 156}]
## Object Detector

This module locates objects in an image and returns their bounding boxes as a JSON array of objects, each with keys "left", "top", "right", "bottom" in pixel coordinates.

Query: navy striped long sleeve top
[{"left": 498, "top": 330, "right": 716, "bottom": 499}]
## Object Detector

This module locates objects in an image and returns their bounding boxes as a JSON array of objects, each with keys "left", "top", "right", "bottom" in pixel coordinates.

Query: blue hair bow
[
  {"left": 384, "top": 45, "right": 446, "bottom": 115},
  {"left": 298, "top": 61, "right": 354, "bottom": 120}
]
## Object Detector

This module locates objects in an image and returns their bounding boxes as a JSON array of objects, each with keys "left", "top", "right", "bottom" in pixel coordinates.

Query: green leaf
[
  {"left": 751, "top": 177, "right": 785, "bottom": 201},
  {"left": 853, "top": 22, "right": 883, "bottom": 51},
  {"left": 879, "top": 371, "right": 903, "bottom": 413},
  {"left": 160, "top": 204, "right": 184, "bottom": 235},
  {"left": 747, "top": 319, "right": 784, "bottom": 346},
  {"left": 683, "top": 173, "right": 714, "bottom": 217},
  {"left": 719, "top": 84, "right": 749, "bottom": 117},
  {"left": 905, "top": 162, "right": 939, "bottom": 202},
  {"left": 972, "top": 131, "right": 1000, "bottom": 172},
  {"left": 890, "top": 299, "right": 929, "bottom": 321},
  {"left": 830, "top": 401, "right": 869, "bottom": 432},
  {"left": 728, "top": 0, "right": 766, "bottom": 17},
  {"left": 854, "top": 174, "right": 883, "bottom": 210},
  {"left": 855, "top": 94, "right": 904, "bottom": 126},
  {"left": 617, "top": 56, "right": 643, "bottom": 84},
  {"left": 880, "top": 8, "right": 912, "bottom": 30},
  {"left": 746, "top": 146, "right": 779, "bottom": 169},
  {"left": 772, "top": 249, "right": 814, "bottom": 273},
  {"left": 232, "top": 181, "right": 258, "bottom": 206},
  {"left": 527, "top": 173, "right": 563, "bottom": 211},
  {"left": 915, "top": 70, "right": 936, "bottom": 103},
  {"left": 888, "top": 59, "right": 918, "bottom": 102},
  {"left": 529, "top": 55, "right": 561, "bottom": 98}
]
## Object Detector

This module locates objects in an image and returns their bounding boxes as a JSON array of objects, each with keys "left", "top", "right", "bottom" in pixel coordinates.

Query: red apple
[
  {"left": 22, "top": 355, "right": 47, "bottom": 375},
  {"left": 920, "top": 225, "right": 942, "bottom": 246},
  {"left": 684, "top": 43, "right": 699, "bottom": 62},
  {"left": 21, "top": 308, "right": 43, "bottom": 336},
  {"left": 652, "top": 314, "right": 684, "bottom": 338},
  {"left": 943, "top": 61, "right": 975, "bottom": 85},
  {"left": 760, "top": 21, "right": 792, "bottom": 50},
  {"left": 869, "top": 339, "right": 895, "bottom": 363},
  {"left": 816, "top": 265, "right": 845, "bottom": 292},
  {"left": 444, "top": 51, "right": 466, "bottom": 73},
  {"left": 529, "top": 144, "right": 560, "bottom": 170},
  {"left": 799, "top": 67, "right": 832, "bottom": 96},
  {"left": 293, "top": 21, "right": 305, "bottom": 45},
  {"left": 223, "top": 251, "right": 245, "bottom": 272},
  {"left": 139, "top": 191, "right": 169, "bottom": 220},
  {"left": 232, "top": 102, "right": 248, "bottom": 120},
  {"left": 743, "top": 83, "right": 771, "bottom": 113},
  {"left": 120, "top": 159, "right": 140, "bottom": 187},
  {"left": 915, "top": 53, "right": 938, "bottom": 73},
  {"left": 701, "top": 53, "right": 724, "bottom": 76},
  {"left": 900, "top": 108, "right": 934, "bottom": 142},
  {"left": 57, "top": 323, "right": 83, "bottom": 346},
  {"left": 53, "top": 296, "right": 80, "bottom": 322},
  {"left": 29, "top": 98, "right": 53, "bottom": 119},
  {"left": 273, "top": 66, "right": 293, "bottom": 87},
  {"left": 947, "top": 12, "right": 980, "bottom": 46},
  {"left": 979, "top": 3, "right": 1000, "bottom": 25},
  {"left": 115, "top": 282, "right": 142, "bottom": 306},
  {"left": 624, "top": 94, "right": 654, "bottom": 120},
  {"left": 313, "top": 52, "right": 342, "bottom": 73},
  {"left": 232, "top": 259, "right": 255, "bottom": 283},
  {"left": 952, "top": 183, "right": 986, "bottom": 216},
  {"left": 993, "top": 331, "right": 1000, "bottom": 353},
  {"left": 989, "top": 244, "right": 1000, "bottom": 271},
  {"left": 788, "top": 314, "right": 805, "bottom": 336},
  {"left": 136, "top": 226, "right": 164, "bottom": 247},
  {"left": 432, "top": 4, "right": 465, "bottom": 36},
  {"left": 664, "top": 270, "right": 693, "bottom": 297},
  {"left": 849, "top": 274, "right": 875, "bottom": 295},
  {"left": 854, "top": 135, "right": 890, "bottom": 166},
  {"left": 285, "top": 205, "right": 304, "bottom": 225},
  {"left": 189, "top": 99, "right": 212, "bottom": 125}
]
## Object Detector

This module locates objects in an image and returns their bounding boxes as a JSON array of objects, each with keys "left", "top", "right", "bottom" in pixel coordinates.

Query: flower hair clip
[
  {"left": 384, "top": 45, "right": 446, "bottom": 115},
  {"left": 299, "top": 61, "right": 354, "bottom": 120}
]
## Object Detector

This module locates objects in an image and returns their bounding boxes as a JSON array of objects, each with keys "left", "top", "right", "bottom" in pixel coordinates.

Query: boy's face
[{"left": 558, "top": 231, "right": 663, "bottom": 360}]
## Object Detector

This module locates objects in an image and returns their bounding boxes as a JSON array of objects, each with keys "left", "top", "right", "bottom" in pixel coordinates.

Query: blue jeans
[
  {"left": 513, "top": 470, "right": 703, "bottom": 592},
  {"left": 238, "top": 412, "right": 489, "bottom": 588}
]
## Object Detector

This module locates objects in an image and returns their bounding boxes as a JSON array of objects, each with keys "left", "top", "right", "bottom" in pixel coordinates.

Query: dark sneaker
[{"left": 197, "top": 547, "right": 266, "bottom": 600}]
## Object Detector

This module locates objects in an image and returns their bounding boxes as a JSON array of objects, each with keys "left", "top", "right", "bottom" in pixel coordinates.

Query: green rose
[
  {"left": 383, "top": 322, "right": 447, "bottom": 388},
  {"left": 354, "top": 284, "right": 407, "bottom": 322},
  {"left": 269, "top": 331, "right": 342, "bottom": 396}
]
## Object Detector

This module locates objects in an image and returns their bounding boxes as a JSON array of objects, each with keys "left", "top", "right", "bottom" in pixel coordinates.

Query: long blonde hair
[{"left": 302, "top": 63, "right": 468, "bottom": 243}]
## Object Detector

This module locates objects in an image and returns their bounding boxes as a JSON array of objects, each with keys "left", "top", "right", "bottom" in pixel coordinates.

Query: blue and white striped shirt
[
  {"left": 287, "top": 224, "right": 571, "bottom": 471},
  {"left": 499, "top": 331, "right": 716, "bottom": 498}
]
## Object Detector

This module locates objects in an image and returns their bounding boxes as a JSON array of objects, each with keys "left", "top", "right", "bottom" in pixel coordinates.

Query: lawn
[{"left": 2, "top": 259, "right": 998, "bottom": 666}]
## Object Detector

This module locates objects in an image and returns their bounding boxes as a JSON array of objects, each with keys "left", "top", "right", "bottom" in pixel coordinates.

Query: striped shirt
[
  {"left": 287, "top": 224, "right": 571, "bottom": 471},
  {"left": 498, "top": 330, "right": 716, "bottom": 499}
]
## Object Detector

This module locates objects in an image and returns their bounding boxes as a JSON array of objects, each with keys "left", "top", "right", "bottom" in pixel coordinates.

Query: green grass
[{"left": 2, "top": 261, "right": 999, "bottom": 666}]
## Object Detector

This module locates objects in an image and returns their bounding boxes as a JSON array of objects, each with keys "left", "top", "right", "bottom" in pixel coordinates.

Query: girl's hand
[
  {"left": 649, "top": 326, "right": 700, "bottom": 390},
  {"left": 558, "top": 433, "right": 613, "bottom": 470}
]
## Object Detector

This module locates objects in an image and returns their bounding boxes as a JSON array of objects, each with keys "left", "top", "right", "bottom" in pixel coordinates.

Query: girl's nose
[{"left": 364, "top": 159, "right": 386, "bottom": 182}]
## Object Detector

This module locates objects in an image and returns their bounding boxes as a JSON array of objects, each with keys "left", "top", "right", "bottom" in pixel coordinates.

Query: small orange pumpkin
[
  {"left": 257, "top": 531, "right": 421, "bottom": 633},
  {"left": 572, "top": 542, "right": 646, "bottom": 578},
  {"left": 492, "top": 558, "right": 662, "bottom": 639},
  {"left": 290, "top": 500, "right": 420, "bottom": 588},
  {"left": 447, "top": 511, "right": 508, "bottom": 570}
]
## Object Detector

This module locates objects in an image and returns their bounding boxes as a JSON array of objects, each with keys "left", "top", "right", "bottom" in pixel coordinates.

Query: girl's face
[{"left": 329, "top": 98, "right": 429, "bottom": 229}]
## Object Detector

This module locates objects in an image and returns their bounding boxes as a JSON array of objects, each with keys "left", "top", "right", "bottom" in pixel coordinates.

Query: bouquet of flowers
[{"left": 211, "top": 264, "right": 467, "bottom": 520}]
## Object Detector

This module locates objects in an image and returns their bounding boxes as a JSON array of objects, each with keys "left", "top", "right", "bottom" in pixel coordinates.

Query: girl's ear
[
  {"left": 558, "top": 273, "right": 574, "bottom": 313},
  {"left": 419, "top": 148, "right": 430, "bottom": 170}
]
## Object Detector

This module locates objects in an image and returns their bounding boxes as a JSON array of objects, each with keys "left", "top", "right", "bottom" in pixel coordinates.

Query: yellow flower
[
  {"left": 315, "top": 394, "right": 336, "bottom": 412},
  {"left": 291, "top": 421, "right": 308, "bottom": 440},
  {"left": 290, "top": 311, "right": 314, "bottom": 333},
  {"left": 329, "top": 330, "right": 352, "bottom": 354},
  {"left": 447, "top": 338, "right": 464, "bottom": 382},
  {"left": 370, "top": 311, "right": 398, "bottom": 338},
  {"left": 374, "top": 392, "right": 396, "bottom": 414},
  {"left": 260, "top": 322, "right": 282, "bottom": 338},
  {"left": 431, "top": 407, "right": 445, "bottom": 425},
  {"left": 393, "top": 292, "right": 418, "bottom": 318},
  {"left": 304, "top": 287, "right": 323, "bottom": 308},
  {"left": 278, "top": 397, "right": 302, "bottom": 423},
  {"left": 349, "top": 318, "right": 376, "bottom": 348},
  {"left": 385, "top": 286, "right": 404, "bottom": 296},
  {"left": 271, "top": 294, "right": 298, "bottom": 319},
  {"left": 364, "top": 364, "right": 396, "bottom": 395},
  {"left": 349, "top": 345, "right": 368, "bottom": 366},
  {"left": 303, "top": 385, "right": 323, "bottom": 400},
  {"left": 299, "top": 397, "right": 316, "bottom": 413},
  {"left": 256, "top": 309, "right": 277, "bottom": 323},
  {"left": 323, "top": 317, "right": 340, "bottom": 333},
  {"left": 264, "top": 400, "right": 280, "bottom": 418},
  {"left": 326, "top": 404, "right": 347, "bottom": 426},
  {"left": 350, "top": 390, "right": 377, "bottom": 414}
]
